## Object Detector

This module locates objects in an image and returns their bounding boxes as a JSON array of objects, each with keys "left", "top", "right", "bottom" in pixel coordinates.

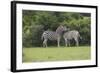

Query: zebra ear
[
  {"left": 59, "top": 24, "right": 63, "bottom": 26},
  {"left": 59, "top": 23, "right": 65, "bottom": 26},
  {"left": 62, "top": 24, "right": 65, "bottom": 26}
]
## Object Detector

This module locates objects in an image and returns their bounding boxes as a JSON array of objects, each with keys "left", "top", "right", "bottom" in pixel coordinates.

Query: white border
[{"left": 16, "top": 4, "right": 96, "bottom": 70}]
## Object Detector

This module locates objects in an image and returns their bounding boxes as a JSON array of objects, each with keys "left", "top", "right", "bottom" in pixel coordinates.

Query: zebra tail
[
  {"left": 78, "top": 33, "right": 82, "bottom": 39},
  {"left": 41, "top": 33, "right": 44, "bottom": 40}
]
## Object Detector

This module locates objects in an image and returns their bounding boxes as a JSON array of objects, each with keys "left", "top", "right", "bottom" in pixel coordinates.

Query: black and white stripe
[
  {"left": 41, "top": 25, "right": 67, "bottom": 47},
  {"left": 63, "top": 30, "right": 81, "bottom": 46}
]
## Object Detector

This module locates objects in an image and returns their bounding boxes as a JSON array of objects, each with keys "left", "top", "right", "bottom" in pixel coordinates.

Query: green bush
[{"left": 22, "top": 10, "right": 91, "bottom": 47}]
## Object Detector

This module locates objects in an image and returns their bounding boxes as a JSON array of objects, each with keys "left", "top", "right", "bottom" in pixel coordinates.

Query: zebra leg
[
  {"left": 43, "top": 40, "right": 45, "bottom": 47},
  {"left": 43, "top": 39, "right": 47, "bottom": 47},
  {"left": 74, "top": 38, "right": 79, "bottom": 46},
  {"left": 45, "top": 39, "right": 47, "bottom": 47},
  {"left": 57, "top": 38, "right": 60, "bottom": 47},
  {"left": 65, "top": 38, "right": 68, "bottom": 47},
  {"left": 68, "top": 40, "right": 70, "bottom": 47}
]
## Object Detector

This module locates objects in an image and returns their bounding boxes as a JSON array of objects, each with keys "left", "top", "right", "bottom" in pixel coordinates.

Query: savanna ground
[{"left": 23, "top": 46, "right": 91, "bottom": 62}]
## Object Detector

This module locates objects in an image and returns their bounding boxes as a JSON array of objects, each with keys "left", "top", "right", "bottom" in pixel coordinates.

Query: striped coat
[
  {"left": 63, "top": 30, "right": 81, "bottom": 46},
  {"left": 41, "top": 25, "right": 67, "bottom": 47}
]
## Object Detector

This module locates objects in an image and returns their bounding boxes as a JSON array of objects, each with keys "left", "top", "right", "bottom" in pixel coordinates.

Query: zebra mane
[{"left": 56, "top": 25, "right": 67, "bottom": 35}]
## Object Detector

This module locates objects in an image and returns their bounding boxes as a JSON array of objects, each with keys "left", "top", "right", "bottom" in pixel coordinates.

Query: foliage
[{"left": 22, "top": 10, "right": 91, "bottom": 47}]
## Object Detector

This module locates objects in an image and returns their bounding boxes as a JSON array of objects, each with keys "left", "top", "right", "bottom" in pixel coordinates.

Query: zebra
[
  {"left": 41, "top": 25, "right": 67, "bottom": 47},
  {"left": 63, "top": 30, "right": 81, "bottom": 47}
]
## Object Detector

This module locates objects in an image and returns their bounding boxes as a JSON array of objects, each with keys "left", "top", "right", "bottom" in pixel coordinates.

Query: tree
[{"left": 22, "top": 10, "right": 91, "bottom": 47}]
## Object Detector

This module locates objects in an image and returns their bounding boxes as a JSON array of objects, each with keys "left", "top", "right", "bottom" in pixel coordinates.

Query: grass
[{"left": 23, "top": 46, "right": 91, "bottom": 62}]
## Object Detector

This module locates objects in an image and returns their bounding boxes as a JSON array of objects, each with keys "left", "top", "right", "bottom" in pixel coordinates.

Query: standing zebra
[
  {"left": 63, "top": 30, "right": 81, "bottom": 46},
  {"left": 41, "top": 25, "right": 67, "bottom": 47}
]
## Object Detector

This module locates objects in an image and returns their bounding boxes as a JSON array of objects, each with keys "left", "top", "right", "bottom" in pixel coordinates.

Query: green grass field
[{"left": 23, "top": 46, "right": 91, "bottom": 62}]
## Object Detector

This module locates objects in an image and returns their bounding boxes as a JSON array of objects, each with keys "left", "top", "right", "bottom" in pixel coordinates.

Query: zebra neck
[{"left": 56, "top": 32, "right": 62, "bottom": 36}]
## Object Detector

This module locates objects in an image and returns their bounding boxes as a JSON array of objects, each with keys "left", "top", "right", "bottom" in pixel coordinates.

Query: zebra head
[{"left": 56, "top": 25, "right": 67, "bottom": 35}]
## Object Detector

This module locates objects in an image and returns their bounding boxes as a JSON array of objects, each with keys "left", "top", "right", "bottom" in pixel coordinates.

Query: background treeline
[{"left": 22, "top": 10, "right": 91, "bottom": 47}]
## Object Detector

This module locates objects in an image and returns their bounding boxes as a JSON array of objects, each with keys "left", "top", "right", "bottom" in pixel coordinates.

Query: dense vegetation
[{"left": 22, "top": 10, "right": 91, "bottom": 47}]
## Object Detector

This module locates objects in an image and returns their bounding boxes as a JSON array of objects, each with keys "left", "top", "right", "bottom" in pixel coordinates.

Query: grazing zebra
[
  {"left": 63, "top": 30, "right": 81, "bottom": 46},
  {"left": 41, "top": 25, "right": 67, "bottom": 47}
]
